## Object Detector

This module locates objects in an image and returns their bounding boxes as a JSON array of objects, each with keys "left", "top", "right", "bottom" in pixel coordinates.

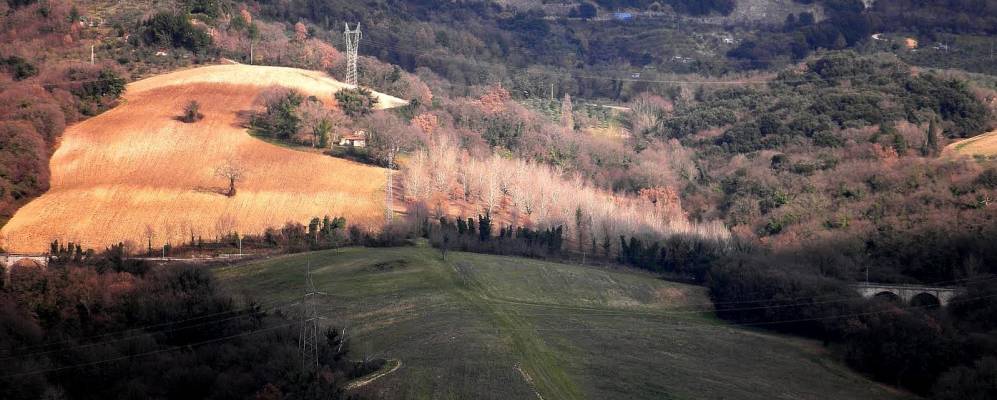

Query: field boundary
[{"left": 344, "top": 359, "right": 402, "bottom": 391}]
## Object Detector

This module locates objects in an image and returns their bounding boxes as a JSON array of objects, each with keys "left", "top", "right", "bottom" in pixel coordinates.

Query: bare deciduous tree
[
  {"left": 403, "top": 151, "right": 429, "bottom": 201},
  {"left": 215, "top": 158, "right": 246, "bottom": 197},
  {"left": 478, "top": 155, "right": 504, "bottom": 214},
  {"left": 144, "top": 224, "right": 155, "bottom": 254},
  {"left": 364, "top": 112, "right": 422, "bottom": 167},
  {"left": 400, "top": 138, "right": 733, "bottom": 249},
  {"left": 298, "top": 99, "right": 346, "bottom": 147},
  {"left": 215, "top": 214, "right": 238, "bottom": 240}
]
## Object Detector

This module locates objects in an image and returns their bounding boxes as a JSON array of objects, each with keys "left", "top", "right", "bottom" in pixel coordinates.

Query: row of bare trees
[{"left": 402, "top": 133, "right": 731, "bottom": 250}]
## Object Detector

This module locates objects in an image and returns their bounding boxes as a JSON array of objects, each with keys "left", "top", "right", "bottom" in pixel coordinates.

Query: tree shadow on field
[
  {"left": 171, "top": 115, "right": 204, "bottom": 123},
  {"left": 192, "top": 186, "right": 230, "bottom": 196},
  {"left": 233, "top": 110, "right": 254, "bottom": 129}
]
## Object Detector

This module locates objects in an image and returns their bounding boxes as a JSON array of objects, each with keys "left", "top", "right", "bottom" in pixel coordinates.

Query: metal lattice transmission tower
[
  {"left": 343, "top": 23, "right": 362, "bottom": 87},
  {"left": 299, "top": 262, "right": 326, "bottom": 371},
  {"left": 385, "top": 152, "right": 395, "bottom": 223}
]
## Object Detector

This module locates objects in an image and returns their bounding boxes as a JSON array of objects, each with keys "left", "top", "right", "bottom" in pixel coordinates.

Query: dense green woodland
[{"left": 0, "top": 253, "right": 373, "bottom": 400}]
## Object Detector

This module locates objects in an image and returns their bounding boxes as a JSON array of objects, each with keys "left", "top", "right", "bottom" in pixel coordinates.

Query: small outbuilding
[{"left": 339, "top": 130, "right": 367, "bottom": 148}]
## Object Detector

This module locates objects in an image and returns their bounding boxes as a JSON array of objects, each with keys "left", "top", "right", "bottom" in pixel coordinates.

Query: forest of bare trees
[{"left": 402, "top": 132, "right": 730, "bottom": 251}]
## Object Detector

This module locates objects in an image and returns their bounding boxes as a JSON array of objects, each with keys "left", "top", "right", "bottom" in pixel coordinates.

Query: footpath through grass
[{"left": 215, "top": 245, "right": 910, "bottom": 400}]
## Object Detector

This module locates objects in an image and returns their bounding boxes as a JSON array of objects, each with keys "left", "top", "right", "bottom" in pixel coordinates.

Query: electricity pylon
[
  {"left": 385, "top": 152, "right": 394, "bottom": 224},
  {"left": 299, "top": 261, "right": 325, "bottom": 371},
  {"left": 344, "top": 23, "right": 362, "bottom": 87}
]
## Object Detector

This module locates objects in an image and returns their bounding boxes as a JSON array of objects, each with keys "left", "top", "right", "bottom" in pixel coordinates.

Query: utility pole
[
  {"left": 90, "top": 45, "right": 95, "bottom": 65},
  {"left": 299, "top": 261, "right": 325, "bottom": 371},
  {"left": 344, "top": 23, "right": 362, "bottom": 87}
]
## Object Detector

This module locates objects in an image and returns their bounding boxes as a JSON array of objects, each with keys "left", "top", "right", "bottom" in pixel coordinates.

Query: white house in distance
[{"left": 339, "top": 129, "right": 367, "bottom": 148}]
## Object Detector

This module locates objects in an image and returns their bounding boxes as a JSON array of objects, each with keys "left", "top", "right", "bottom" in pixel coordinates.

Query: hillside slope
[
  {"left": 216, "top": 245, "right": 907, "bottom": 400},
  {"left": 0, "top": 64, "right": 406, "bottom": 252}
]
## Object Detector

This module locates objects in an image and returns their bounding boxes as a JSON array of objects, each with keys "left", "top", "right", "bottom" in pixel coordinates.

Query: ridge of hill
[{"left": 0, "top": 63, "right": 405, "bottom": 252}]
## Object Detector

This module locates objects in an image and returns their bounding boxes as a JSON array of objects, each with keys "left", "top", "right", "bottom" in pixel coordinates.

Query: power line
[
  {"left": 333, "top": 287, "right": 997, "bottom": 330},
  {"left": 0, "top": 45, "right": 952, "bottom": 97},
  {"left": 352, "top": 35, "right": 956, "bottom": 86},
  {"left": 0, "top": 297, "right": 297, "bottom": 357},
  {"left": 8, "top": 264, "right": 984, "bottom": 379},
  {"left": 0, "top": 298, "right": 301, "bottom": 362},
  {"left": 0, "top": 321, "right": 297, "bottom": 379}
]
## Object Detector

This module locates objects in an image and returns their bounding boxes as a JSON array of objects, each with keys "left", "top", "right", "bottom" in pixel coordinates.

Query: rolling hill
[
  {"left": 0, "top": 63, "right": 406, "bottom": 252},
  {"left": 215, "top": 245, "right": 909, "bottom": 400}
]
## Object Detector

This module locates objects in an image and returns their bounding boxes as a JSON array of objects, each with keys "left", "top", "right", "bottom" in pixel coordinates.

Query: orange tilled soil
[{"left": 0, "top": 64, "right": 406, "bottom": 252}]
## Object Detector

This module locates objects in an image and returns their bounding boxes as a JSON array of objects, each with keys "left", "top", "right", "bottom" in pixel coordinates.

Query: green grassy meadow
[{"left": 214, "top": 244, "right": 909, "bottom": 400}]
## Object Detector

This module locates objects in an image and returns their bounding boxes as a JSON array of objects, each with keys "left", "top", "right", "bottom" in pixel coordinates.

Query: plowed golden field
[
  {"left": 945, "top": 128, "right": 997, "bottom": 158},
  {"left": 0, "top": 64, "right": 406, "bottom": 252}
]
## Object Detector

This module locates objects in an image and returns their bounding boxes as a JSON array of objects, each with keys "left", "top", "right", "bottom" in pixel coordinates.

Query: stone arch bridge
[
  {"left": 1, "top": 253, "right": 49, "bottom": 284},
  {"left": 0, "top": 253, "right": 49, "bottom": 270},
  {"left": 854, "top": 283, "right": 963, "bottom": 307}
]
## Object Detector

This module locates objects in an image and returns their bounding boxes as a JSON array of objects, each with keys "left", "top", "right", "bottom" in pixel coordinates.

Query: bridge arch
[{"left": 873, "top": 291, "right": 902, "bottom": 303}]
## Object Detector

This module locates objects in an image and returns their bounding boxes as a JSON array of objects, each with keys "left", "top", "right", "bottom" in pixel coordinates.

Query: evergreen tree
[
  {"left": 309, "top": 217, "right": 321, "bottom": 242},
  {"left": 315, "top": 119, "right": 332, "bottom": 148},
  {"left": 923, "top": 118, "right": 940, "bottom": 156},
  {"left": 335, "top": 87, "right": 378, "bottom": 118},
  {"left": 892, "top": 133, "right": 908, "bottom": 155},
  {"left": 602, "top": 234, "right": 612, "bottom": 258},
  {"left": 478, "top": 213, "right": 492, "bottom": 241},
  {"left": 575, "top": 207, "right": 586, "bottom": 253}
]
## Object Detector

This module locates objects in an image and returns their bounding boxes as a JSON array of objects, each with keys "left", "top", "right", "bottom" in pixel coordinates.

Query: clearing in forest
[
  {"left": 945, "top": 128, "right": 997, "bottom": 158},
  {"left": 0, "top": 64, "right": 406, "bottom": 252}
]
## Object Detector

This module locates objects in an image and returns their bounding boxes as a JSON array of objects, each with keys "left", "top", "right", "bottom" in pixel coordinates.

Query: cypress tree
[
  {"left": 478, "top": 213, "right": 492, "bottom": 241},
  {"left": 923, "top": 118, "right": 940, "bottom": 156},
  {"left": 618, "top": 235, "right": 628, "bottom": 263}
]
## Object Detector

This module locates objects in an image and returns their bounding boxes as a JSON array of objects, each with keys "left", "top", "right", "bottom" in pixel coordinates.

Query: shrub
[
  {"left": 933, "top": 357, "right": 997, "bottom": 400},
  {"left": 975, "top": 168, "right": 997, "bottom": 190},
  {"left": 250, "top": 88, "right": 303, "bottom": 139},
  {"left": 181, "top": 100, "right": 204, "bottom": 123},
  {"left": 0, "top": 56, "right": 37, "bottom": 80},
  {"left": 64, "top": 67, "right": 126, "bottom": 102},
  {"left": 335, "top": 87, "right": 377, "bottom": 118}
]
